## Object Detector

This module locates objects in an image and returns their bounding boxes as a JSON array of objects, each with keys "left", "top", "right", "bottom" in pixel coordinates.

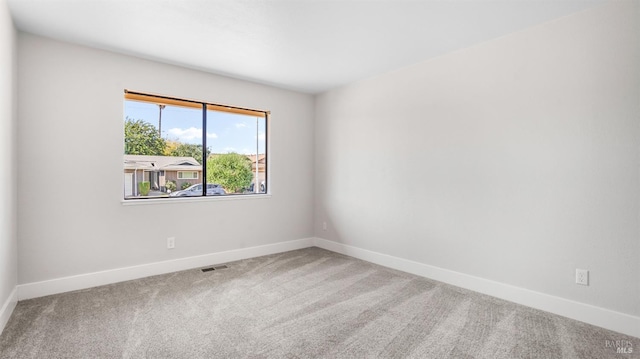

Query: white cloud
[
  {"left": 235, "top": 123, "right": 248, "bottom": 129},
  {"left": 256, "top": 132, "right": 266, "bottom": 141},
  {"left": 167, "top": 127, "right": 217, "bottom": 143}
]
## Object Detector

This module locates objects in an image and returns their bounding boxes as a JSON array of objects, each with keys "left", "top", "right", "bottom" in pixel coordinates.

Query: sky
[{"left": 124, "top": 100, "right": 266, "bottom": 155}]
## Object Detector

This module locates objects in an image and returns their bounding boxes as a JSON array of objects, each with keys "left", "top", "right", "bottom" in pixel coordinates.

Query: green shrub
[
  {"left": 181, "top": 182, "right": 192, "bottom": 190},
  {"left": 138, "top": 181, "right": 151, "bottom": 196},
  {"left": 206, "top": 153, "right": 253, "bottom": 193},
  {"left": 165, "top": 180, "right": 176, "bottom": 192}
]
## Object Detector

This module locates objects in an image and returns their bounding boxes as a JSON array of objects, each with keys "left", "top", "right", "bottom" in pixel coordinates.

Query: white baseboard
[
  {"left": 313, "top": 237, "right": 640, "bottom": 339},
  {"left": 17, "top": 237, "right": 315, "bottom": 301},
  {"left": 0, "top": 287, "right": 18, "bottom": 335},
  {"left": 14, "top": 236, "right": 639, "bottom": 338}
]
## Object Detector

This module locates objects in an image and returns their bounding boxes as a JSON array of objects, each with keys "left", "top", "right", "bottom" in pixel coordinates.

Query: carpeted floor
[{"left": 0, "top": 247, "right": 637, "bottom": 358}]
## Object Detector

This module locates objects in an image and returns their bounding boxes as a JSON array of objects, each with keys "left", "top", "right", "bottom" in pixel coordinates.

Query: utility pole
[
  {"left": 255, "top": 116, "right": 259, "bottom": 193},
  {"left": 158, "top": 104, "right": 166, "bottom": 137}
]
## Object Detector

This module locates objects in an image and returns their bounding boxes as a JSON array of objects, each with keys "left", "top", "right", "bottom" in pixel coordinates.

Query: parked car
[
  {"left": 169, "top": 183, "right": 226, "bottom": 197},
  {"left": 248, "top": 181, "right": 266, "bottom": 193}
]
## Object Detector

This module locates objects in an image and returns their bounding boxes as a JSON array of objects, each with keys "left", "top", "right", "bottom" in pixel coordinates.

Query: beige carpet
[{"left": 0, "top": 247, "right": 637, "bottom": 358}]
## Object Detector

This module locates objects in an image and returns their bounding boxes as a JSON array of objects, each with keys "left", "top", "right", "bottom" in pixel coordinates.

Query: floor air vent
[{"left": 201, "top": 265, "right": 228, "bottom": 272}]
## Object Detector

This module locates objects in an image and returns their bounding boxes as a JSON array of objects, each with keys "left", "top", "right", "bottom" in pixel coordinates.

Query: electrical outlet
[
  {"left": 575, "top": 269, "right": 589, "bottom": 286},
  {"left": 322, "top": 222, "right": 327, "bottom": 231},
  {"left": 167, "top": 237, "right": 175, "bottom": 249}
]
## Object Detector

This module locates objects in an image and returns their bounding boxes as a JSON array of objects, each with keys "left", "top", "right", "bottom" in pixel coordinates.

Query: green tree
[
  {"left": 166, "top": 142, "right": 210, "bottom": 164},
  {"left": 206, "top": 153, "right": 253, "bottom": 193},
  {"left": 163, "top": 140, "right": 180, "bottom": 156},
  {"left": 124, "top": 118, "right": 166, "bottom": 155}
]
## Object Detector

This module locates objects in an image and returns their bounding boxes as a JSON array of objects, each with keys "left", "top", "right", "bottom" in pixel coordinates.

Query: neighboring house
[
  {"left": 246, "top": 154, "right": 266, "bottom": 188},
  {"left": 124, "top": 155, "right": 202, "bottom": 197}
]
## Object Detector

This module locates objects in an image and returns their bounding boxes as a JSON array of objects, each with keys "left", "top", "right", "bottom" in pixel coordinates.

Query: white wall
[
  {"left": 315, "top": 0, "right": 639, "bottom": 318},
  {"left": 17, "top": 34, "right": 315, "bottom": 284},
  {"left": 0, "top": 0, "right": 18, "bottom": 330}
]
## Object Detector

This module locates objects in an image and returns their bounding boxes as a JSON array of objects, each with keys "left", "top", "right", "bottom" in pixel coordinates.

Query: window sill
[{"left": 121, "top": 194, "right": 271, "bottom": 206}]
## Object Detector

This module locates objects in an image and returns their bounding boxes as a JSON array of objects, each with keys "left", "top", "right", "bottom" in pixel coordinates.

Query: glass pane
[
  {"left": 206, "top": 110, "right": 267, "bottom": 196},
  {"left": 124, "top": 99, "right": 204, "bottom": 199}
]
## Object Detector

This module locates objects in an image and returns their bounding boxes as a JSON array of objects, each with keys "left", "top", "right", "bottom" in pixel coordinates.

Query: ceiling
[{"left": 7, "top": 0, "right": 604, "bottom": 94}]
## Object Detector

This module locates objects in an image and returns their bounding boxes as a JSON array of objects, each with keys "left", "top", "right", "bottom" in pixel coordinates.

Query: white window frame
[{"left": 177, "top": 171, "right": 199, "bottom": 180}]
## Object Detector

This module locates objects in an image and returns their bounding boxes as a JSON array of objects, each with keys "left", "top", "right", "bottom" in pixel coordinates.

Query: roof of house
[
  {"left": 246, "top": 154, "right": 266, "bottom": 164},
  {"left": 124, "top": 155, "right": 202, "bottom": 171}
]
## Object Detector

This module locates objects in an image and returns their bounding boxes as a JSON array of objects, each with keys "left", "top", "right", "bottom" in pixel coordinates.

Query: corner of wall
[
  {"left": 0, "top": 0, "right": 19, "bottom": 336},
  {"left": 0, "top": 287, "right": 17, "bottom": 335}
]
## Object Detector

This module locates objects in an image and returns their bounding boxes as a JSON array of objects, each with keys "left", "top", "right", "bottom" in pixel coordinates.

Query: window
[
  {"left": 123, "top": 91, "right": 268, "bottom": 200},
  {"left": 177, "top": 171, "right": 198, "bottom": 180}
]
